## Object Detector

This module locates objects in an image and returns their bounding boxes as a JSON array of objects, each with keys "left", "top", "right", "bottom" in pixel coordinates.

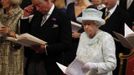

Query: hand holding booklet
[
  {"left": 56, "top": 58, "right": 85, "bottom": 75},
  {"left": 6, "top": 33, "right": 47, "bottom": 47},
  {"left": 71, "top": 21, "right": 82, "bottom": 32},
  {"left": 113, "top": 23, "right": 134, "bottom": 49}
]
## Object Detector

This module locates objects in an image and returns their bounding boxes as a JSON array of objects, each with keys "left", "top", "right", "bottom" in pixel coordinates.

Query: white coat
[{"left": 75, "top": 30, "right": 116, "bottom": 75}]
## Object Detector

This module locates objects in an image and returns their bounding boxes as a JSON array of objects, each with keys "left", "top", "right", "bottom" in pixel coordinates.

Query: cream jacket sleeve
[{"left": 86, "top": 34, "right": 117, "bottom": 74}]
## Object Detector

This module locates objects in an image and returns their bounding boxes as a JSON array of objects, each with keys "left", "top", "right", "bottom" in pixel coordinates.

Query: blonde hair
[
  {"left": 10, "top": 0, "right": 22, "bottom": 5},
  {"left": 54, "top": 0, "right": 65, "bottom": 9}
]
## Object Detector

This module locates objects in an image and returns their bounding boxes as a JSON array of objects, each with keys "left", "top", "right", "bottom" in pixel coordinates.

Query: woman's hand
[
  {"left": 0, "top": 26, "right": 9, "bottom": 34},
  {"left": 82, "top": 63, "right": 90, "bottom": 73},
  {"left": 0, "top": 26, "right": 16, "bottom": 37},
  {"left": 72, "top": 31, "right": 81, "bottom": 38},
  {"left": 8, "top": 31, "right": 16, "bottom": 38}
]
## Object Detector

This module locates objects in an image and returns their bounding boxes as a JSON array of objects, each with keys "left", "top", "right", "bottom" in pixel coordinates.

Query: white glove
[
  {"left": 82, "top": 62, "right": 97, "bottom": 73},
  {"left": 82, "top": 63, "right": 90, "bottom": 73}
]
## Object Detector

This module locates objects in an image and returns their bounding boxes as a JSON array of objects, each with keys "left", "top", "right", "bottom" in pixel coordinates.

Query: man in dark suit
[
  {"left": 100, "top": 0, "right": 132, "bottom": 75},
  {"left": 21, "top": 0, "right": 72, "bottom": 75},
  {"left": 119, "top": 0, "right": 134, "bottom": 22}
]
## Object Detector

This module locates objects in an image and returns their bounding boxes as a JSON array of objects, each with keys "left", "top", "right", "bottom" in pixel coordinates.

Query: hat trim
[{"left": 77, "top": 17, "right": 105, "bottom": 25}]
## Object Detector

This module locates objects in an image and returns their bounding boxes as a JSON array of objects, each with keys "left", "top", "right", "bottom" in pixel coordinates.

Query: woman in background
[{"left": 0, "top": 0, "right": 24, "bottom": 75}]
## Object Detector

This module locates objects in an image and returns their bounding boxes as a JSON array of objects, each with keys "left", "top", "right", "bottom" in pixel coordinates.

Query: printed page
[
  {"left": 56, "top": 62, "right": 67, "bottom": 74},
  {"left": 6, "top": 36, "right": 18, "bottom": 42},
  {"left": 6, "top": 33, "right": 47, "bottom": 47},
  {"left": 65, "top": 58, "right": 85, "bottom": 75},
  {"left": 71, "top": 21, "right": 82, "bottom": 32},
  {"left": 124, "top": 23, "right": 134, "bottom": 37},
  {"left": 17, "top": 33, "right": 47, "bottom": 47},
  {"left": 126, "top": 35, "right": 134, "bottom": 49},
  {"left": 113, "top": 31, "right": 133, "bottom": 49}
]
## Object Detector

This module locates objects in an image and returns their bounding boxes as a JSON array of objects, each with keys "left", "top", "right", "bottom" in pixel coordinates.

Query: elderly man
[
  {"left": 100, "top": 0, "right": 132, "bottom": 75},
  {"left": 22, "top": 0, "right": 72, "bottom": 75},
  {"left": 119, "top": 0, "right": 134, "bottom": 22}
]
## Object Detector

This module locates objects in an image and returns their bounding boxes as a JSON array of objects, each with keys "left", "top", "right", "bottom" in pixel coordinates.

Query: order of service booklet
[
  {"left": 113, "top": 23, "right": 134, "bottom": 49},
  {"left": 56, "top": 58, "right": 85, "bottom": 75},
  {"left": 71, "top": 21, "right": 82, "bottom": 32},
  {"left": 6, "top": 33, "right": 47, "bottom": 47}
]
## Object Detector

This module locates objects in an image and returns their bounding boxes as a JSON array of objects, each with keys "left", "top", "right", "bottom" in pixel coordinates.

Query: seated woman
[{"left": 65, "top": 8, "right": 117, "bottom": 75}]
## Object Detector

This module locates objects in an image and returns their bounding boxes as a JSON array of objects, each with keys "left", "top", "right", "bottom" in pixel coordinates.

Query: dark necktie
[{"left": 104, "top": 11, "right": 110, "bottom": 20}]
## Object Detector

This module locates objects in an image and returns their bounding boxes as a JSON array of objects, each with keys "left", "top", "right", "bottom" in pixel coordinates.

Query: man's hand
[
  {"left": 82, "top": 63, "right": 90, "bottom": 73},
  {"left": 31, "top": 44, "right": 47, "bottom": 54},
  {"left": 24, "top": 4, "right": 34, "bottom": 17},
  {"left": 0, "top": 26, "right": 16, "bottom": 38},
  {"left": 0, "top": 26, "right": 9, "bottom": 34}
]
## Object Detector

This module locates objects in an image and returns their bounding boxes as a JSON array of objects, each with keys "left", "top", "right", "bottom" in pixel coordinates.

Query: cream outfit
[
  {"left": 76, "top": 30, "right": 116, "bottom": 75},
  {"left": 0, "top": 7, "right": 24, "bottom": 75}
]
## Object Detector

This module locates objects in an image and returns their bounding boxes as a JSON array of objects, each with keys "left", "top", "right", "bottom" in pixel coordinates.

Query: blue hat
[{"left": 77, "top": 8, "right": 105, "bottom": 25}]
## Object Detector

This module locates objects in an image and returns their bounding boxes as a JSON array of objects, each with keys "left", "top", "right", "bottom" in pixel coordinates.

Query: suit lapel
[
  {"left": 41, "top": 7, "right": 57, "bottom": 28},
  {"left": 128, "top": 0, "right": 134, "bottom": 10}
]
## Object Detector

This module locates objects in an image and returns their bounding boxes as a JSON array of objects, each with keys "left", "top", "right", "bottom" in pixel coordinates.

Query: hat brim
[{"left": 77, "top": 17, "right": 105, "bottom": 25}]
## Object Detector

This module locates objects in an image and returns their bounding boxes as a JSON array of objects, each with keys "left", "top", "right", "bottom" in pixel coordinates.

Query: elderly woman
[
  {"left": 0, "top": 0, "right": 23, "bottom": 75},
  {"left": 65, "top": 0, "right": 93, "bottom": 65},
  {"left": 66, "top": 8, "right": 116, "bottom": 75}
]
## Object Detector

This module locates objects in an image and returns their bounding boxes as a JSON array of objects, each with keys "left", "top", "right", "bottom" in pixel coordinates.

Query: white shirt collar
[
  {"left": 47, "top": 4, "right": 55, "bottom": 15},
  {"left": 41, "top": 4, "right": 55, "bottom": 26},
  {"left": 106, "top": 2, "right": 118, "bottom": 17}
]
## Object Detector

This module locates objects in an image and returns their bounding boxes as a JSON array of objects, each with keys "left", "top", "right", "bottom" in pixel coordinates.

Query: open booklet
[
  {"left": 71, "top": 21, "right": 82, "bottom": 32},
  {"left": 56, "top": 58, "right": 85, "bottom": 75},
  {"left": 113, "top": 23, "right": 134, "bottom": 49},
  {"left": 6, "top": 33, "right": 47, "bottom": 47},
  {"left": 56, "top": 62, "right": 67, "bottom": 74}
]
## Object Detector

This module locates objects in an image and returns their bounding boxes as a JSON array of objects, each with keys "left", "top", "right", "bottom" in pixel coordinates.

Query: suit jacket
[
  {"left": 21, "top": 7, "right": 72, "bottom": 75},
  {"left": 100, "top": 5, "right": 132, "bottom": 75},
  {"left": 119, "top": 0, "right": 134, "bottom": 21},
  {"left": 100, "top": 6, "right": 132, "bottom": 37}
]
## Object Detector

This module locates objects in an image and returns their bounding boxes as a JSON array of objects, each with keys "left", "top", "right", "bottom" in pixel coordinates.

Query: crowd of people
[{"left": 0, "top": 0, "right": 133, "bottom": 75}]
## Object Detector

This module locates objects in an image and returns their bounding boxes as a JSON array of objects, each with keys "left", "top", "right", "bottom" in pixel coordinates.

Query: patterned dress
[{"left": 0, "top": 7, "right": 24, "bottom": 75}]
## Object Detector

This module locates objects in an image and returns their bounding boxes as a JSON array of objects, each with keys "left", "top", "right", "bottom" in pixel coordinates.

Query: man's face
[
  {"left": 32, "top": 0, "right": 49, "bottom": 14},
  {"left": 102, "top": 0, "right": 117, "bottom": 10},
  {"left": 91, "top": 0, "right": 102, "bottom": 6}
]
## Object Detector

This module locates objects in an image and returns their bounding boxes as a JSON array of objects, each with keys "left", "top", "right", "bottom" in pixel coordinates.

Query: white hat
[{"left": 77, "top": 8, "right": 105, "bottom": 25}]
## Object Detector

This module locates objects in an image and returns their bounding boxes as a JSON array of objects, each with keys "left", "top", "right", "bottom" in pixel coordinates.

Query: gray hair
[{"left": 94, "top": 20, "right": 101, "bottom": 27}]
